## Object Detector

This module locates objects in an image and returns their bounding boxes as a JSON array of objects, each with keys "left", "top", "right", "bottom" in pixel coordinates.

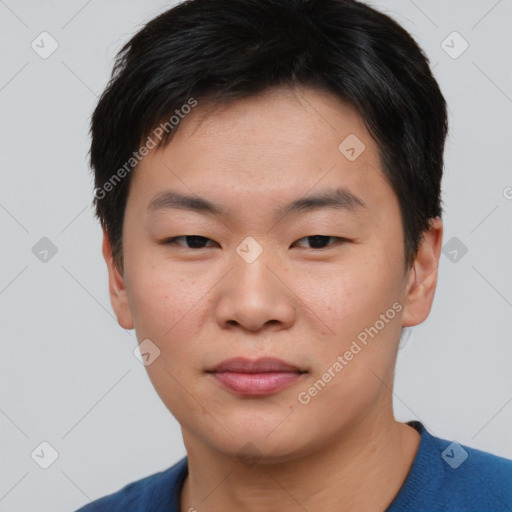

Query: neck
[{"left": 179, "top": 413, "right": 420, "bottom": 512}]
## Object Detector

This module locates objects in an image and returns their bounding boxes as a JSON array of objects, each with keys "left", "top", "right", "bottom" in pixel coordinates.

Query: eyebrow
[
  {"left": 277, "top": 186, "right": 367, "bottom": 217},
  {"left": 146, "top": 187, "right": 367, "bottom": 218}
]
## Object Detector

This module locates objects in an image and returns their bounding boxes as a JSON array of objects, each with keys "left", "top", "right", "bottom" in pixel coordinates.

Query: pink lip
[{"left": 208, "top": 357, "right": 306, "bottom": 396}]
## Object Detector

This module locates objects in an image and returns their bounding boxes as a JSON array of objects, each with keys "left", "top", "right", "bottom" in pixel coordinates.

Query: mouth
[{"left": 207, "top": 357, "right": 307, "bottom": 396}]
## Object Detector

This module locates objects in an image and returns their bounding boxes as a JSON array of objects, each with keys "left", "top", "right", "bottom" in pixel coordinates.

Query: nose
[{"left": 213, "top": 246, "right": 296, "bottom": 332}]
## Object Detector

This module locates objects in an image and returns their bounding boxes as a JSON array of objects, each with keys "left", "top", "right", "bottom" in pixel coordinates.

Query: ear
[
  {"left": 102, "top": 227, "right": 134, "bottom": 330},
  {"left": 401, "top": 217, "right": 443, "bottom": 327}
]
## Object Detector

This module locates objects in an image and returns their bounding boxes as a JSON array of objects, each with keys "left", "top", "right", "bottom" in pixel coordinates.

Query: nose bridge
[
  {"left": 214, "top": 236, "right": 295, "bottom": 331},
  {"left": 235, "top": 235, "right": 267, "bottom": 267},
  {"left": 232, "top": 235, "right": 281, "bottom": 299}
]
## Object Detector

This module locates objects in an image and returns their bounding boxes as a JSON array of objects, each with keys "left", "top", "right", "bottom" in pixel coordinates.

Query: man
[{"left": 77, "top": 0, "right": 512, "bottom": 510}]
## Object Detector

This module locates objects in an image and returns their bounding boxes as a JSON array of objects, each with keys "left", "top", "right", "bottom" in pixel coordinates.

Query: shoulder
[
  {"left": 390, "top": 422, "right": 512, "bottom": 511},
  {"left": 432, "top": 433, "right": 512, "bottom": 507},
  {"left": 74, "top": 456, "right": 188, "bottom": 512}
]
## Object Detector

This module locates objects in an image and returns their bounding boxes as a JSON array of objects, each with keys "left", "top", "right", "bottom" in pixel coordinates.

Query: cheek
[
  {"left": 125, "top": 258, "right": 208, "bottom": 351},
  {"left": 302, "top": 261, "right": 403, "bottom": 379},
  {"left": 125, "top": 265, "right": 209, "bottom": 423},
  {"left": 299, "top": 262, "right": 398, "bottom": 337}
]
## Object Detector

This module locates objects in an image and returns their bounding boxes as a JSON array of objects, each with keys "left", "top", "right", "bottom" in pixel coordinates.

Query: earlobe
[
  {"left": 401, "top": 217, "right": 443, "bottom": 327},
  {"left": 102, "top": 228, "right": 134, "bottom": 330}
]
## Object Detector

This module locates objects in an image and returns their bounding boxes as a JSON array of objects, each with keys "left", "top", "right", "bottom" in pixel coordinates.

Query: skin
[{"left": 103, "top": 85, "right": 443, "bottom": 511}]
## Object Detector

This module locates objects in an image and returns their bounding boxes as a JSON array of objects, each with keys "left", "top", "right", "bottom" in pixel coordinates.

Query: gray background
[{"left": 1, "top": 0, "right": 511, "bottom": 510}]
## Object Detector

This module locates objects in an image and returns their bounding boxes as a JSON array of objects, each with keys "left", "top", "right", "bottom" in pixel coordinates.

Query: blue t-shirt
[{"left": 75, "top": 421, "right": 512, "bottom": 511}]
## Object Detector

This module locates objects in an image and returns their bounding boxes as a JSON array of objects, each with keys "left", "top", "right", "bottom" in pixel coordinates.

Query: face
[{"left": 104, "top": 86, "right": 442, "bottom": 463}]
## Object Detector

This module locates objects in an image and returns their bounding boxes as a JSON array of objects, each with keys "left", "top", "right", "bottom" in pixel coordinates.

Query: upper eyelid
[
  {"left": 164, "top": 235, "right": 219, "bottom": 246},
  {"left": 292, "top": 235, "right": 345, "bottom": 247},
  {"left": 164, "top": 235, "right": 345, "bottom": 248}
]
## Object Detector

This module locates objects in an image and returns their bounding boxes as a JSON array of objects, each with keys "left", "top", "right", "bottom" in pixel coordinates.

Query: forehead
[{"left": 129, "top": 86, "right": 394, "bottom": 218}]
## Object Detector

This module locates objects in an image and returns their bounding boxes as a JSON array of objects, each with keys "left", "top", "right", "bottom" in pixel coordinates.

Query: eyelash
[{"left": 162, "top": 235, "right": 347, "bottom": 250}]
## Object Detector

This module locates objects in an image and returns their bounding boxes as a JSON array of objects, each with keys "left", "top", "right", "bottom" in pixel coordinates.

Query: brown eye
[
  {"left": 292, "top": 235, "right": 345, "bottom": 249},
  {"left": 163, "top": 236, "right": 217, "bottom": 249}
]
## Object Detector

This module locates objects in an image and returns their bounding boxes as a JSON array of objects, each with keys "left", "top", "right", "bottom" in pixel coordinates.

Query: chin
[{"left": 201, "top": 420, "right": 318, "bottom": 464}]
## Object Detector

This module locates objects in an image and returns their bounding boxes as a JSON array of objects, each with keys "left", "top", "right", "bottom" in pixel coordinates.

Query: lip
[
  {"left": 209, "top": 357, "right": 304, "bottom": 373},
  {"left": 207, "top": 357, "right": 307, "bottom": 396}
]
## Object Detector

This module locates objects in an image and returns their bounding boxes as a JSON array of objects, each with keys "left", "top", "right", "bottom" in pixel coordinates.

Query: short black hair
[{"left": 90, "top": 0, "right": 448, "bottom": 271}]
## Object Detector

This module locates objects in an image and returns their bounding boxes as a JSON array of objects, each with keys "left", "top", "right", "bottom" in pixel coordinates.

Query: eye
[
  {"left": 292, "top": 235, "right": 346, "bottom": 249},
  {"left": 162, "top": 235, "right": 346, "bottom": 250},
  {"left": 162, "top": 235, "right": 218, "bottom": 249}
]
